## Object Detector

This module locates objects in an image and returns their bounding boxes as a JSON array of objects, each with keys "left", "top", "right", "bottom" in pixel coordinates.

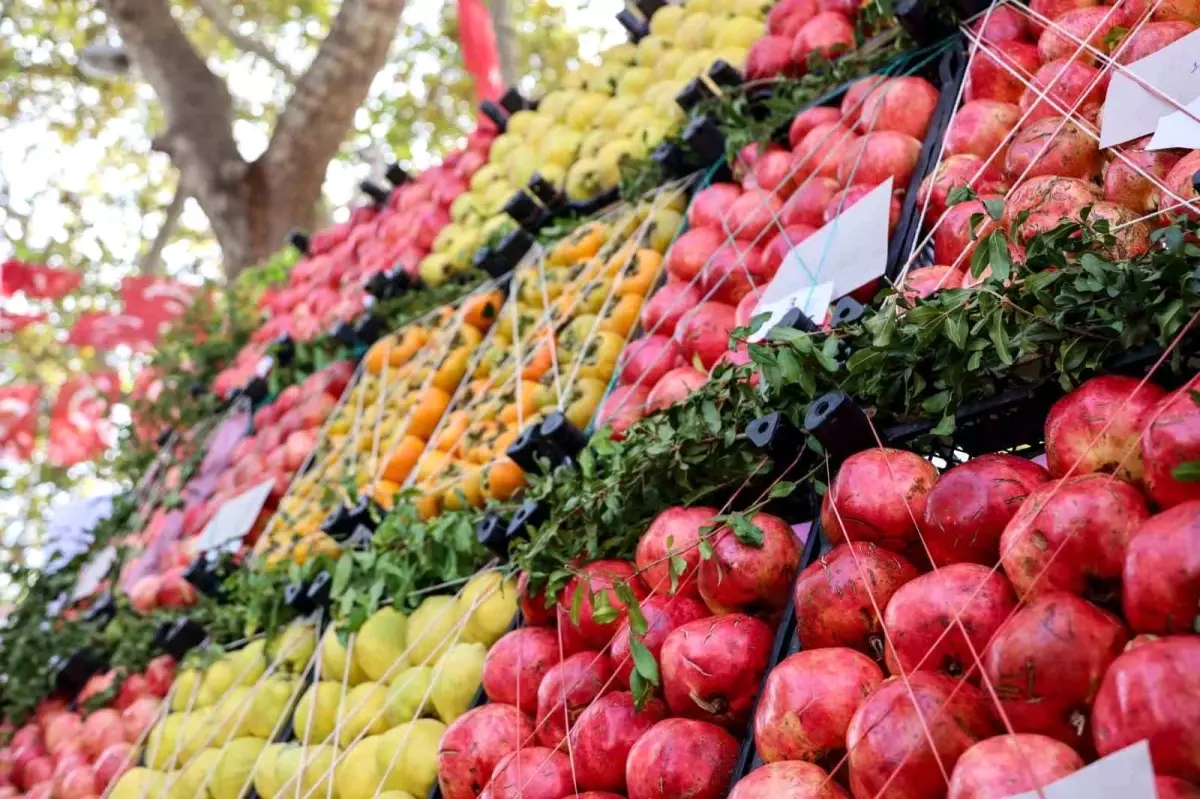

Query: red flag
[
  {"left": 68, "top": 312, "right": 159, "bottom": 350},
  {"left": 48, "top": 372, "right": 120, "bottom": 467},
  {"left": 0, "top": 311, "right": 47, "bottom": 334},
  {"left": 458, "top": 0, "right": 504, "bottom": 103},
  {"left": 0, "top": 384, "right": 39, "bottom": 462},
  {"left": 120, "top": 276, "right": 196, "bottom": 322},
  {"left": 0, "top": 259, "right": 82, "bottom": 299}
]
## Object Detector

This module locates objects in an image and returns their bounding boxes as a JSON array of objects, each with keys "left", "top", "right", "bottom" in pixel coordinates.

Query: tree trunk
[
  {"left": 100, "top": 0, "right": 408, "bottom": 278},
  {"left": 489, "top": 0, "right": 520, "bottom": 88}
]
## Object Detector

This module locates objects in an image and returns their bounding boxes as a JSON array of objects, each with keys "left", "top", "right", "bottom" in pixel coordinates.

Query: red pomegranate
[
  {"left": 984, "top": 591, "right": 1128, "bottom": 746},
  {"left": 666, "top": 227, "right": 723, "bottom": 283},
  {"left": 1157, "top": 776, "right": 1200, "bottom": 798},
  {"left": 1092, "top": 635, "right": 1200, "bottom": 781},
  {"left": 794, "top": 542, "right": 919, "bottom": 655},
  {"left": 1000, "top": 474, "right": 1150, "bottom": 601},
  {"left": 883, "top": 564, "right": 1019, "bottom": 681},
  {"left": 753, "top": 647, "right": 883, "bottom": 764},
  {"left": 676, "top": 302, "right": 738, "bottom": 370},
  {"left": 1141, "top": 381, "right": 1200, "bottom": 508},
  {"left": 697, "top": 512, "right": 801, "bottom": 616},
  {"left": 625, "top": 718, "right": 738, "bottom": 799},
  {"left": 120, "top": 697, "right": 159, "bottom": 743},
  {"left": 642, "top": 282, "right": 701, "bottom": 337},
  {"left": 1116, "top": 21, "right": 1197, "bottom": 64},
  {"left": 729, "top": 761, "right": 849, "bottom": 798},
  {"left": 821, "top": 448, "right": 939, "bottom": 559},
  {"left": 1005, "top": 116, "right": 1102, "bottom": 182},
  {"left": 753, "top": 145, "right": 801, "bottom": 199},
  {"left": 1105, "top": 137, "right": 1183, "bottom": 213},
  {"left": 646, "top": 367, "right": 708, "bottom": 414},
  {"left": 780, "top": 176, "right": 841, "bottom": 228},
  {"left": 80, "top": 709, "right": 125, "bottom": 760},
  {"left": 482, "top": 627, "right": 561, "bottom": 714},
  {"left": 846, "top": 673, "right": 1000, "bottom": 798},
  {"left": 437, "top": 704, "right": 535, "bottom": 799},
  {"left": 934, "top": 195, "right": 1001, "bottom": 268},
  {"left": 901, "top": 265, "right": 963, "bottom": 302},
  {"left": 761, "top": 224, "right": 815, "bottom": 276},
  {"left": 793, "top": 122, "right": 859, "bottom": 181},
  {"left": 964, "top": 41, "right": 1041, "bottom": 104},
  {"left": 858, "top": 76, "right": 940, "bottom": 139},
  {"left": 947, "top": 734, "right": 1085, "bottom": 799},
  {"left": 1038, "top": 6, "right": 1122, "bottom": 62},
  {"left": 726, "top": 191, "right": 783, "bottom": 241},
  {"left": 1123, "top": 501, "right": 1200, "bottom": 634},
  {"left": 1028, "top": 0, "right": 1102, "bottom": 34},
  {"left": 618, "top": 335, "right": 683, "bottom": 391},
  {"left": 568, "top": 692, "right": 668, "bottom": 793},
  {"left": 922, "top": 454, "right": 1051, "bottom": 566},
  {"left": 92, "top": 743, "right": 133, "bottom": 790},
  {"left": 745, "top": 35, "right": 795, "bottom": 80},
  {"left": 916, "top": 153, "right": 1008, "bottom": 224},
  {"left": 1019, "top": 59, "right": 1108, "bottom": 126},
  {"left": 788, "top": 107, "right": 842, "bottom": 149},
  {"left": 971, "top": 4, "right": 1032, "bottom": 42},
  {"left": 635, "top": 506, "right": 717, "bottom": 597},
  {"left": 535, "top": 651, "right": 614, "bottom": 748},
  {"left": 660, "top": 614, "right": 774, "bottom": 728},
  {"left": 596, "top": 384, "right": 649, "bottom": 441},
  {"left": 688, "top": 184, "right": 742, "bottom": 231},
  {"left": 700, "top": 241, "right": 770, "bottom": 306},
  {"left": 486, "top": 747, "right": 573, "bottom": 799},
  {"left": 555, "top": 560, "right": 648, "bottom": 652},
  {"left": 835, "top": 131, "right": 922, "bottom": 189},
  {"left": 42, "top": 715, "right": 82, "bottom": 757},
  {"left": 517, "top": 572, "right": 556, "bottom": 628},
  {"left": 610, "top": 595, "right": 710, "bottom": 689}
]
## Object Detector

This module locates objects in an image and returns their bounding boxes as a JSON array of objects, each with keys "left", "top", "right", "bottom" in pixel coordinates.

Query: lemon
[
  {"left": 636, "top": 34, "right": 671, "bottom": 65},
  {"left": 294, "top": 681, "right": 342, "bottom": 744},
  {"left": 430, "top": 643, "right": 487, "bottom": 723},
  {"left": 384, "top": 666, "right": 434, "bottom": 726},
  {"left": 713, "top": 16, "right": 764, "bottom": 48},
  {"left": 375, "top": 718, "right": 447, "bottom": 796},
  {"left": 676, "top": 12, "right": 712, "bottom": 48},
  {"left": 458, "top": 572, "right": 518, "bottom": 647},
  {"left": 406, "top": 596, "right": 463, "bottom": 666},
  {"left": 231, "top": 640, "right": 267, "bottom": 685},
  {"left": 170, "top": 669, "right": 201, "bottom": 712},
  {"left": 144, "top": 713, "right": 184, "bottom": 770},
  {"left": 617, "top": 67, "right": 654, "bottom": 97},
  {"left": 196, "top": 659, "right": 235, "bottom": 708},
  {"left": 650, "top": 3, "right": 686, "bottom": 36},
  {"left": 321, "top": 627, "right": 369, "bottom": 685},
  {"left": 268, "top": 620, "right": 317, "bottom": 674},
  {"left": 111, "top": 768, "right": 167, "bottom": 799},
  {"left": 337, "top": 682, "right": 391, "bottom": 744},
  {"left": 253, "top": 743, "right": 285, "bottom": 799},
  {"left": 354, "top": 607, "right": 410, "bottom": 682},
  {"left": 334, "top": 735, "right": 384, "bottom": 799},
  {"left": 246, "top": 676, "right": 297, "bottom": 739},
  {"left": 211, "top": 737, "right": 267, "bottom": 799}
]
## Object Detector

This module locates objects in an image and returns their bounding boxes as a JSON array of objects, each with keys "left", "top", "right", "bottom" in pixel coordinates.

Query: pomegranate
[
  {"left": 769, "top": 0, "right": 819, "bottom": 36},
  {"left": 555, "top": 560, "right": 648, "bottom": 651},
  {"left": 923, "top": 454, "right": 1051, "bottom": 566},
  {"left": 916, "top": 153, "right": 1008, "bottom": 223},
  {"left": 753, "top": 145, "right": 801, "bottom": 199},
  {"left": 42, "top": 715, "right": 82, "bottom": 757},
  {"left": 642, "top": 282, "right": 701, "bottom": 337},
  {"left": 824, "top": 185, "right": 902, "bottom": 233},
  {"left": 646, "top": 367, "right": 708, "bottom": 413},
  {"left": 80, "top": 709, "right": 125, "bottom": 760},
  {"left": 596, "top": 384, "right": 649, "bottom": 440},
  {"left": 1163, "top": 149, "right": 1200, "bottom": 223},
  {"left": 92, "top": 743, "right": 133, "bottom": 790},
  {"left": 791, "top": 11, "right": 856, "bottom": 60},
  {"left": 901, "top": 265, "right": 964, "bottom": 302},
  {"left": 618, "top": 336, "right": 682, "bottom": 391},
  {"left": 1038, "top": 7, "right": 1122, "bottom": 62},
  {"left": 821, "top": 447, "right": 938, "bottom": 557},
  {"left": 482, "top": 627, "right": 561, "bottom": 714},
  {"left": 1158, "top": 777, "right": 1200, "bottom": 798},
  {"left": 1005, "top": 116, "right": 1102, "bottom": 182},
  {"left": 794, "top": 542, "right": 920, "bottom": 655},
  {"left": 1084, "top": 200, "right": 1152, "bottom": 259},
  {"left": 1116, "top": 21, "right": 1196, "bottom": 63},
  {"left": 859, "top": 77, "right": 940, "bottom": 139},
  {"left": 697, "top": 512, "right": 802, "bottom": 616},
  {"left": 762, "top": 224, "right": 815, "bottom": 275},
  {"left": 780, "top": 176, "right": 841, "bottom": 227},
  {"left": 20, "top": 757, "right": 52, "bottom": 792},
  {"left": 964, "top": 41, "right": 1041, "bottom": 104},
  {"left": 947, "top": 99, "right": 1030, "bottom": 170},
  {"left": 1142, "top": 382, "right": 1200, "bottom": 508},
  {"left": 625, "top": 718, "right": 738, "bottom": 799},
  {"left": 660, "top": 614, "right": 773, "bottom": 728},
  {"left": 635, "top": 506, "right": 717, "bottom": 597},
  {"left": 1092, "top": 636, "right": 1200, "bottom": 781},
  {"left": 987, "top": 590, "right": 1129, "bottom": 746},
  {"left": 676, "top": 302, "right": 737, "bottom": 370},
  {"left": 1019, "top": 59, "right": 1109, "bottom": 125},
  {"left": 1104, "top": 137, "right": 1183, "bottom": 213},
  {"left": 972, "top": 4, "right": 1033, "bottom": 42},
  {"left": 128, "top": 575, "right": 160, "bottom": 614},
  {"left": 948, "top": 734, "right": 1085, "bottom": 799},
  {"left": 688, "top": 184, "right": 742, "bottom": 231},
  {"left": 835, "top": 131, "right": 922, "bottom": 189},
  {"left": 793, "top": 122, "right": 859, "bottom": 180},
  {"left": 610, "top": 595, "right": 710, "bottom": 689},
  {"left": 665, "top": 227, "right": 723, "bottom": 283},
  {"left": 120, "top": 696, "right": 159, "bottom": 743},
  {"left": 1029, "top": 0, "right": 1101, "bottom": 32},
  {"left": 700, "top": 241, "right": 771, "bottom": 305},
  {"left": 847, "top": 672, "right": 1000, "bottom": 798},
  {"left": 113, "top": 674, "right": 150, "bottom": 711},
  {"left": 745, "top": 35, "right": 795, "bottom": 80},
  {"left": 568, "top": 692, "right": 667, "bottom": 793},
  {"left": 730, "top": 761, "right": 849, "bottom": 798},
  {"left": 754, "top": 647, "right": 883, "bottom": 764},
  {"left": 1001, "top": 474, "right": 1149, "bottom": 601},
  {"left": 1045, "top": 375, "right": 1168, "bottom": 486},
  {"left": 725, "top": 191, "right": 783, "bottom": 240},
  {"left": 788, "top": 106, "right": 842, "bottom": 149},
  {"left": 1123, "top": 502, "right": 1200, "bottom": 634},
  {"left": 934, "top": 195, "right": 1000, "bottom": 268},
  {"left": 437, "top": 704, "right": 535, "bottom": 799},
  {"left": 57, "top": 765, "right": 97, "bottom": 798},
  {"left": 884, "top": 564, "right": 1018, "bottom": 681},
  {"left": 485, "top": 747, "right": 573, "bottom": 799},
  {"left": 518, "top": 572, "right": 556, "bottom": 627},
  {"left": 535, "top": 651, "right": 614, "bottom": 747}
]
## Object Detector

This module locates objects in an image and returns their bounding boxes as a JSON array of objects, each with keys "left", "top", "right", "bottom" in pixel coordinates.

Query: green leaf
[
  {"left": 768, "top": 481, "right": 796, "bottom": 498},
  {"left": 989, "top": 232, "right": 1012, "bottom": 283},
  {"left": 921, "top": 390, "right": 951, "bottom": 414},
  {"left": 945, "top": 313, "right": 967, "bottom": 350},
  {"left": 570, "top": 582, "right": 585, "bottom": 627},
  {"left": 932, "top": 414, "right": 956, "bottom": 436},
  {"left": 698, "top": 538, "right": 714, "bottom": 560},
  {"left": 628, "top": 636, "right": 660, "bottom": 686},
  {"left": 591, "top": 590, "right": 619, "bottom": 625},
  {"left": 970, "top": 236, "right": 991, "bottom": 278},
  {"left": 701, "top": 399, "right": 722, "bottom": 434},
  {"left": 728, "top": 513, "right": 764, "bottom": 547},
  {"left": 990, "top": 311, "right": 1013, "bottom": 365},
  {"left": 332, "top": 556, "right": 353, "bottom": 597},
  {"left": 945, "top": 185, "right": 976, "bottom": 207},
  {"left": 1172, "top": 461, "right": 1200, "bottom": 482},
  {"left": 982, "top": 198, "right": 1005, "bottom": 221}
]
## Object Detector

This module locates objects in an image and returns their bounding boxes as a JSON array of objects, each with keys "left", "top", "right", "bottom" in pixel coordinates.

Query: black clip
[
  {"left": 156, "top": 428, "right": 174, "bottom": 448},
  {"left": 306, "top": 571, "right": 334, "bottom": 613},
  {"left": 676, "top": 79, "right": 717, "bottom": 114},
  {"left": 499, "top": 88, "right": 532, "bottom": 115},
  {"left": 804, "top": 391, "right": 877, "bottom": 469},
  {"left": 778, "top": 306, "right": 821, "bottom": 333},
  {"left": 476, "top": 512, "right": 510, "bottom": 559},
  {"left": 241, "top": 374, "right": 269, "bottom": 405},
  {"left": 830, "top": 296, "right": 865, "bottom": 328},
  {"left": 746, "top": 412, "right": 804, "bottom": 457},
  {"left": 320, "top": 505, "right": 354, "bottom": 540},
  {"left": 682, "top": 115, "right": 727, "bottom": 167},
  {"left": 83, "top": 593, "right": 117, "bottom": 628},
  {"left": 364, "top": 270, "right": 392, "bottom": 300},
  {"left": 283, "top": 581, "right": 317, "bottom": 615},
  {"left": 635, "top": 0, "right": 666, "bottom": 18},
  {"left": 385, "top": 164, "right": 410, "bottom": 187},
  {"left": 273, "top": 335, "right": 296, "bottom": 366},
  {"left": 507, "top": 499, "right": 549, "bottom": 544},
  {"left": 651, "top": 141, "right": 688, "bottom": 178},
  {"left": 539, "top": 411, "right": 588, "bottom": 460},
  {"left": 342, "top": 525, "right": 374, "bottom": 551},
  {"left": 330, "top": 320, "right": 359, "bottom": 349},
  {"left": 529, "top": 173, "right": 567, "bottom": 212},
  {"left": 506, "top": 424, "right": 565, "bottom": 474},
  {"left": 352, "top": 312, "right": 385, "bottom": 346},
  {"left": 361, "top": 181, "right": 391, "bottom": 207},
  {"left": 895, "top": 0, "right": 960, "bottom": 45},
  {"left": 288, "top": 230, "right": 311, "bottom": 256},
  {"left": 479, "top": 100, "right": 509, "bottom": 133},
  {"left": 616, "top": 8, "right": 649, "bottom": 41},
  {"left": 706, "top": 61, "right": 743, "bottom": 92},
  {"left": 52, "top": 649, "right": 107, "bottom": 698},
  {"left": 154, "top": 617, "right": 207, "bottom": 660},
  {"left": 504, "top": 190, "right": 543, "bottom": 231},
  {"left": 493, "top": 229, "right": 535, "bottom": 275}
]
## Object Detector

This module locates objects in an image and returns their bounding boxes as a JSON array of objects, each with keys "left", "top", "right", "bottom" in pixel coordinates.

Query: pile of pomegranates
[
  {"left": 905, "top": 0, "right": 1197, "bottom": 299},
  {"left": 745, "top": 0, "right": 873, "bottom": 82},
  {"left": 728, "top": 372, "right": 1200, "bottom": 797},
  {"left": 0, "top": 657, "right": 170, "bottom": 799}
]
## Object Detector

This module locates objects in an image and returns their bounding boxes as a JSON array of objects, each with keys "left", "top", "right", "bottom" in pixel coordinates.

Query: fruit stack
[
  {"left": 596, "top": 73, "right": 942, "bottom": 439},
  {"left": 213, "top": 133, "right": 493, "bottom": 399},
  {"left": 0, "top": 657, "right": 173, "bottom": 799},
  {"left": 903, "top": 0, "right": 1200, "bottom": 297},
  {"left": 745, "top": 0, "right": 882, "bottom": 79},
  {"left": 436, "top": 0, "right": 773, "bottom": 275},
  {"left": 725, "top": 373, "right": 1200, "bottom": 797}
]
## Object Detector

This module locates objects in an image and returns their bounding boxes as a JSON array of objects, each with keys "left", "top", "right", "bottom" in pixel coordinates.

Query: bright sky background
[{"left": 0, "top": 0, "right": 625, "bottom": 591}]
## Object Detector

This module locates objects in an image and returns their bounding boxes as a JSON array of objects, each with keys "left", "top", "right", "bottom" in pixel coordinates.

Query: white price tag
[
  {"left": 1099, "top": 30, "right": 1200, "bottom": 148},
  {"left": 197, "top": 479, "right": 275, "bottom": 553},
  {"left": 255, "top": 356, "right": 275, "bottom": 377},
  {"left": 1147, "top": 96, "right": 1200, "bottom": 150},
  {"left": 1003, "top": 741, "right": 1155, "bottom": 799},
  {"left": 746, "top": 283, "right": 834, "bottom": 344},
  {"left": 72, "top": 546, "right": 117, "bottom": 601}
]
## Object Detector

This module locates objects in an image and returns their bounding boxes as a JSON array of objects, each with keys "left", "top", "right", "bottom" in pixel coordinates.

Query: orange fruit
[
  {"left": 441, "top": 462, "right": 484, "bottom": 511},
  {"left": 483, "top": 458, "right": 526, "bottom": 501},
  {"left": 434, "top": 411, "right": 472, "bottom": 453},
  {"left": 373, "top": 479, "right": 401, "bottom": 510},
  {"left": 414, "top": 487, "right": 441, "bottom": 520},
  {"left": 381, "top": 434, "right": 426, "bottom": 484},
  {"left": 364, "top": 336, "right": 397, "bottom": 375},
  {"left": 434, "top": 347, "right": 472, "bottom": 393},
  {"left": 464, "top": 290, "right": 505, "bottom": 331},
  {"left": 405, "top": 386, "right": 451, "bottom": 440}
]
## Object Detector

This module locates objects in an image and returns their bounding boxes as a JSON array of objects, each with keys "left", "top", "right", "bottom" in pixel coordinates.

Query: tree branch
[
  {"left": 488, "top": 0, "right": 519, "bottom": 88},
  {"left": 139, "top": 183, "right": 187, "bottom": 275},
  {"left": 191, "top": 0, "right": 296, "bottom": 80}
]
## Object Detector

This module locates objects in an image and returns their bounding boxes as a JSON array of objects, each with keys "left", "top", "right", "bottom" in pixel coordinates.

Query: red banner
[
  {"left": 0, "top": 384, "right": 39, "bottom": 462},
  {"left": 0, "top": 311, "right": 47, "bottom": 335},
  {"left": 458, "top": 0, "right": 504, "bottom": 103},
  {"left": 120, "top": 276, "right": 196, "bottom": 323},
  {"left": 48, "top": 372, "right": 120, "bottom": 467},
  {"left": 0, "top": 259, "right": 82, "bottom": 299},
  {"left": 68, "top": 311, "right": 159, "bottom": 351}
]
